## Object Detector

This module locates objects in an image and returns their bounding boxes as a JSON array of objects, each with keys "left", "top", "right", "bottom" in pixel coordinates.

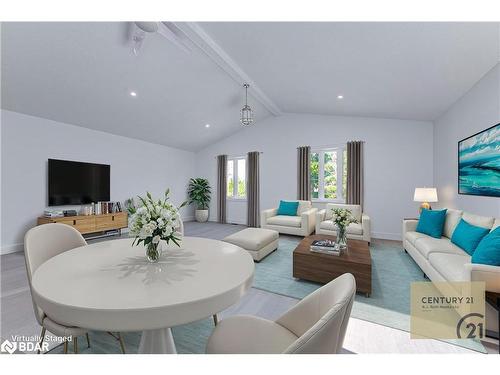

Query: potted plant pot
[{"left": 195, "top": 209, "right": 209, "bottom": 222}]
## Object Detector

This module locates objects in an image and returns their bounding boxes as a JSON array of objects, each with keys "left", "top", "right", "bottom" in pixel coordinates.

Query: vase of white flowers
[
  {"left": 145, "top": 242, "right": 161, "bottom": 263},
  {"left": 331, "top": 208, "right": 358, "bottom": 251},
  {"left": 128, "top": 189, "right": 187, "bottom": 263}
]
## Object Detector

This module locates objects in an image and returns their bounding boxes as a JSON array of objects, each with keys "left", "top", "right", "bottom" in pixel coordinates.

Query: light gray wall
[
  {"left": 433, "top": 64, "right": 500, "bottom": 217},
  {"left": 195, "top": 113, "right": 434, "bottom": 240},
  {"left": 1, "top": 110, "right": 196, "bottom": 254}
]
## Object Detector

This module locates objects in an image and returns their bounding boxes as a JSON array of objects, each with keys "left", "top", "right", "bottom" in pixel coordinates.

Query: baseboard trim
[
  {"left": 1, "top": 243, "right": 23, "bottom": 255},
  {"left": 371, "top": 232, "right": 402, "bottom": 241}
]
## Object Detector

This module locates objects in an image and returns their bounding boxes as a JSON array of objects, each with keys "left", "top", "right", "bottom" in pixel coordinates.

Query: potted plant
[{"left": 187, "top": 178, "right": 211, "bottom": 223}]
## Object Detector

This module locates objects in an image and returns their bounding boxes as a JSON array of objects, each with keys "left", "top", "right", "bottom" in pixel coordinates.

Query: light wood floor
[{"left": 1, "top": 221, "right": 497, "bottom": 354}]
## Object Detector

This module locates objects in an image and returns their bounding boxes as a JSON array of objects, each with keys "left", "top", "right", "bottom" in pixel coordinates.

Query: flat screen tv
[
  {"left": 458, "top": 123, "right": 500, "bottom": 198},
  {"left": 48, "top": 159, "right": 110, "bottom": 206}
]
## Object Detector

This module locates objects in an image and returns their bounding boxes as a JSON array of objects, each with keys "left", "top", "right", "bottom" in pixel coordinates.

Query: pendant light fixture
[{"left": 240, "top": 83, "right": 254, "bottom": 126}]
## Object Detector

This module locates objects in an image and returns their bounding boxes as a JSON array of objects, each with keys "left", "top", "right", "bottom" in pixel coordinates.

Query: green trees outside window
[
  {"left": 227, "top": 157, "right": 246, "bottom": 198},
  {"left": 310, "top": 147, "right": 347, "bottom": 201}
]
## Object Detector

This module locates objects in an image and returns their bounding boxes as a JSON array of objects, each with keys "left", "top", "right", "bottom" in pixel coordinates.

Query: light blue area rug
[
  {"left": 49, "top": 236, "right": 485, "bottom": 354},
  {"left": 253, "top": 236, "right": 485, "bottom": 353},
  {"left": 48, "top": 321, "right": 214, "bottom": 354},
  {"left": 253, "top": 237, "right": 425, "bottom": 327}
]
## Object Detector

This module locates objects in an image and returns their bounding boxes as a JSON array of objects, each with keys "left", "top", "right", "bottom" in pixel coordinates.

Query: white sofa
[
  {"left": 403, "top": 209, "right": 499, "bottom": 335},
  {"left": 315, "top": 203, "right": 371, "bottom": 243},
  {"left": 261, "top": 200, "right": 317, "bottom": 236}
]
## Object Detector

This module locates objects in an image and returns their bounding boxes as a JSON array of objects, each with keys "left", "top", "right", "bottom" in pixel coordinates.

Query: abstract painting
[{"left": 458, "top": 123, "right": 500, "bottom": 197}]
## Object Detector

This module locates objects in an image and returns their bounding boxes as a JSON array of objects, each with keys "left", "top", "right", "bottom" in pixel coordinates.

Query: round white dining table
[{"left": 31, "top": 237, "right": 254, "bottom": 354}]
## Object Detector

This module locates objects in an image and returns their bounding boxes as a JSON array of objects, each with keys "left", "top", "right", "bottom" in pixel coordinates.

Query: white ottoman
[{"left": 223, "top": 228, "right": 279, "bottom": 262}]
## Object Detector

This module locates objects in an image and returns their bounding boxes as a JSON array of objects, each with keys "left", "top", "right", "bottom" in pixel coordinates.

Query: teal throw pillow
[
  {"left": 416, "top": 209, "right": 447, "bottom": 239},
  {"left": 451, "top": 219, "right": 490, "bottom": 255},
  {"left": 277, "top": 200, "right": 299, "bottom": 216},
  {"left": 471, "top": 227, "right": 500, "bottom": 265}
]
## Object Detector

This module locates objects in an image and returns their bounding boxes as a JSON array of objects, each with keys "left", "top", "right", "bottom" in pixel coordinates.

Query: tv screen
[
  {"left": 48, "top": 159, "right": 110, "bottom": 206},
  {"left": 458, "top": 123, "right": 500, "bottom": 197}
]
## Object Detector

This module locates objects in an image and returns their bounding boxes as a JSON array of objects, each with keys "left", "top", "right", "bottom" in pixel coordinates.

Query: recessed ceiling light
[
  {"left": 130, "top": 91, "right": 137, "bottom": 97},
  {"left": 205, "top": 124, "right": 211, "bottom": 128},
  {"left": 337, "top": 95, "right": 344, "bottom": 99}
]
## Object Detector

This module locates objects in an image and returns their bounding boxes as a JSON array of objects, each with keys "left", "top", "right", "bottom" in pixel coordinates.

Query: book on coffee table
[{"left": 310, "top": 239, "right": 342, "bottom": 255}]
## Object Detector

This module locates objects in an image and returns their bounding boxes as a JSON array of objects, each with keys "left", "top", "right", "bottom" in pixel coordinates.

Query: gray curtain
[
  {"left": 346, "top": 141, "right": 364, "bottom": 210},
  {"left": 217, "top": 155, "right": 227, "bottom": 223},
  {"left": 246, "top": 152, "right": 260, "bottom": 227},
  {"left": 297, "top": 146, "right": 311, "bottom": 200}
]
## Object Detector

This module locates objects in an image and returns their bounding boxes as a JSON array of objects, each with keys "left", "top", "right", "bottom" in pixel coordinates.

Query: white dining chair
[
  {"left": 171, "top": 216, "right": 223, "bottom": 326},
  {"left": 24, "top": 223, "right": 126, "bottom": 354},
  {"left": 206, "top": 273, "right": 356, "bottom": 354},
  {"left": 168, "top": 215, "right": 221, "bottom": 327},
  {"left": 174, "top": 217, "right": 217, "bottom": 324},
  {"left": 177, "top": 214, "right": 184, "bottom": 236}
]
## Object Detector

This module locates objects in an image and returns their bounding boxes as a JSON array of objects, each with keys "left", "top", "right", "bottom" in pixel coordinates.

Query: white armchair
[
  {"left": 315, "top": 203, "right": 371, "bottom": 243},
  {"left": 206, "top": 273, "right": 356, "bottom": 354},
  {"left": 261, "top": 200, "right": 317, "bottom": 236}
]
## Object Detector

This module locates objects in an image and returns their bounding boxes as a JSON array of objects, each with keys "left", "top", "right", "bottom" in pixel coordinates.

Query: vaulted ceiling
[
  {"left": 201, "top": 22, "right": 500, "bottom": 120},
  {"left": 2, "top": 22, "right": 499, "bottom": 151},
  {"left": 0, "top": 22, "right": 272, "bottom": 151}
]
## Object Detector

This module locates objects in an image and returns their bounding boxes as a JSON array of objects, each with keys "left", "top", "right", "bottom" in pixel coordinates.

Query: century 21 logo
[{"left": 456, "top": 313, "right": 485, "bottom": 339}]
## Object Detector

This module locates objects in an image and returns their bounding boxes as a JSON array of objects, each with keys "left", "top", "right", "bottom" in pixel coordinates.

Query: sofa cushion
[
  {"left": 296, "top": 200, "right": 312, "bottom": 215},
  {"left": 443, "top": 209, "right": 463, "bottom": 239},
  {"left": 267, "top": 215, "right": 302, "bottom": 228},
  {"left": 462, "top": 212, "right": 494, "bottom": 229},
  {"left": 414, "top": 236, "right": 467, "bottom": 259},
  {"left": 223, "top": 228, "right": 279, "bottom": 252},
  {"left": 277, "top": 201, "right": 299, "bottom": 216},
  {"left": 451, "top": 218, "right": 490, "bottom": 255},
  {"left": 405, "top": 231, "right": 427, "bottom": 246},
  {"left": 416, "top": 209, "right": 447, "bottom": 238},
  {"left": 428, "top": 252, "right": 471, "bottom": 282},
  {"left": 472, "top": 227, "right": 500, "bottom": 266},
  {"left": 325, "top": 203, "right": 361, "bottom": 221},
  {"left": 319, "top": 221, "right": 363, "bottom": 235}
]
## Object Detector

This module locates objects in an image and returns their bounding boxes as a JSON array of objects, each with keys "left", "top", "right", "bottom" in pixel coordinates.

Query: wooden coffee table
[{"left": 293, "top": 234, "right": 372, "bottom": 296}]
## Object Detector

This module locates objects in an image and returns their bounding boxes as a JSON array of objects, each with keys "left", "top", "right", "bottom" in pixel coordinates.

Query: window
[
  {"left": 227, "top": 157, "right": 246, "bottom": 199},
  {"left": 311, "top": 147, "right": 347, "bottom": 201},
  {"left": 227, "top": 160, "right": 234, "bottom": 198}
]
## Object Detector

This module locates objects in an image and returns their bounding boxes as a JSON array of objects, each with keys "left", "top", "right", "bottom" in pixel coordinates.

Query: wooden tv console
[{"left": 37, "top": 212, "right": 128, "bottom": 238}]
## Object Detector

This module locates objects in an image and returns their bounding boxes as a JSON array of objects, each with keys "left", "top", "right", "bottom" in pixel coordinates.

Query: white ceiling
[
  {"left": 201, "top": 22, "right": 500, "bottom": 120},
  {"left": 1, "top": 22, "right": 271, "bottom": 151},
  {"left": 2, "top": 22, "right": 499, "bottom": 151}
]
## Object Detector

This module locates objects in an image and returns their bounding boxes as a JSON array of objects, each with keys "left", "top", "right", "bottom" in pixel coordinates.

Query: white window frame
[
  {"left": 227, "top": 156, "right": 247, "bottom": 200},
  {"left": 311, "top": 146, "right": 346, "bottom": 203}
]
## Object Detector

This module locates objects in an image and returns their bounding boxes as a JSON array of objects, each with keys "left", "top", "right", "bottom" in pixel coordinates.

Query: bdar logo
[{"left": 1, "top": 339, "right": 17, "bottom": 354}]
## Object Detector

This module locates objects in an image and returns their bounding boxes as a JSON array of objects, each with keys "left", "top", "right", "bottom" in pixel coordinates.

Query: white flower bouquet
[
  {"left": 128, "top": 189, "right": 187, "bottom": 262},
  {"left": 331, "top": 208, "right": 358, "bottom": 249}
]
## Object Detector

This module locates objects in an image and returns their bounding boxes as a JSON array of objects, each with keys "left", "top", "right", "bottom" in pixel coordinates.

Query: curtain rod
[
  {"left": 214, "top": 152, "right": 263, "bottom": 159},
  {"left": 302, "top": 140, "right": 365, "bottom": 150}
]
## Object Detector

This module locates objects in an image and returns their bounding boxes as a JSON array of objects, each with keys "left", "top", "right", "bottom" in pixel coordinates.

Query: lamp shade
[{"left": 414, "top": 188, "right": 438, "bottom": 202}]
